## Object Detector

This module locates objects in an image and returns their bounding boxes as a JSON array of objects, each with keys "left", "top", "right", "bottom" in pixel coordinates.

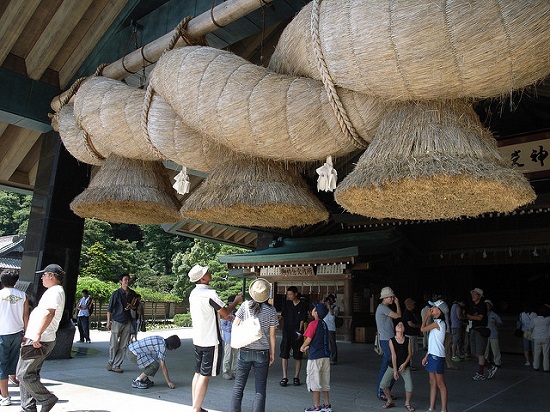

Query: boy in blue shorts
[
  {"left": 300, "top": 303, "right": 332, "bottom": 412},
  {"left": 421, "top": 300, "right": 449, "bottom": 412}
]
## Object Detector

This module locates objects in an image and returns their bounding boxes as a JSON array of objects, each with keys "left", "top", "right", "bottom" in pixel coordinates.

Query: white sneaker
[
  {"left": 525, "top": 361, "right": 531, "bottom": 366},
  {"left": 472, "top": 373, "right": 486, "bottom": 381},
  {"left": 0, "top": 396, "right": 11, "bottom": 406}
]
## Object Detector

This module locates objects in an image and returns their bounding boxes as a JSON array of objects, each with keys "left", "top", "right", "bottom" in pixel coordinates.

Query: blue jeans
[
  {"left": 230, "top": 348, "right": 270, "bottom": 412},
  {"left": 377, "top": 340, "right": 395, "bottom": 397}
]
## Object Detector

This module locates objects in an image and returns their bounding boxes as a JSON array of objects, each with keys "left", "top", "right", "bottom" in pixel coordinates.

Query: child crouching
[{"left": 300, "top": 303, "right": 332, "bottom": 412}]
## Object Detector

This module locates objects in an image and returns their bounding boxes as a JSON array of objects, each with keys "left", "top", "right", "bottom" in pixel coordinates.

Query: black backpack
[{"left": 88, "top": 301, "right": 94, "bottom": 316}]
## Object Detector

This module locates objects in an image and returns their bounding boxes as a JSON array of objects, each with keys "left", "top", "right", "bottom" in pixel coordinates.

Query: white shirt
[
  {"left": 25, "top": 284, "right": 65, "bottom": 342},
  {"left": 189, "top": 284, "right": 225, "bottom": 347},
  {"left": 0, "top": 287, "right": 26, "bottom": 335},
  {"left": 428, "top": 318, "right": 446, "bottom": 358}
]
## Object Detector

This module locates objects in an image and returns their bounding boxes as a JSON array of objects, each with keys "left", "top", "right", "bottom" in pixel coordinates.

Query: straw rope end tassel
[
  {"left": 316, "top": 156, "right": 338, "bottom": 192},
  {"left": 173, "top": 167, "right": 191, "bottom": 195}
]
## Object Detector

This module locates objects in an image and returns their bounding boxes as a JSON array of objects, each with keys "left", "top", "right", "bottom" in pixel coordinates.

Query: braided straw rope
[{"left": 310, "top": 0, "right": 366, "bottom": 149}]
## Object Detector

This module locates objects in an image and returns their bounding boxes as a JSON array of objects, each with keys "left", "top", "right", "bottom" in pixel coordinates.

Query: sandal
[
  {"left": 382, "top": 402, "right": 395, "bottom": 409},
  {"left": 293, "top": 377, "right": 301, "bottom": 386},
  {"left": 279, "top": 378, "right": 288, "bottom": 387},
  {"left": 405, "top": 405, "right": 415, "bottom": 412}
]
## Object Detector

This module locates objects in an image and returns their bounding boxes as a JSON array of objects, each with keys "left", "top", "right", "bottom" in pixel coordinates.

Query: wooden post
[{"left": 51, "top": 0, "right": 274, "bottom": 112}]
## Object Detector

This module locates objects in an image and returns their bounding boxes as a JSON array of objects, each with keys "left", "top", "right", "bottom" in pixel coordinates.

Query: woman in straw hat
[{"left": 230, "top": 279, "right": 279, "bottom": 412}]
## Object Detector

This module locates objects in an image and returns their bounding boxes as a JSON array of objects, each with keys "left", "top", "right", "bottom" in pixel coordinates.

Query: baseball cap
[
  {"left": 470, "top": 287, "right": 484, "bottom": 296},
  {"left": 313, "top": 302, "right": 329, "bottom": 319},
  {"left": 35, "top": 264, "right": 65, "bottom": 276},
  {"left": 429, "top": 299, "right": 449, "bottom": 314}
]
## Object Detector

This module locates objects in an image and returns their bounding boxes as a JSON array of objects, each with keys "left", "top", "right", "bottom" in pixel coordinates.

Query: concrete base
[{"left": 48, "top": 320, "right": 76, "bottom": 359}]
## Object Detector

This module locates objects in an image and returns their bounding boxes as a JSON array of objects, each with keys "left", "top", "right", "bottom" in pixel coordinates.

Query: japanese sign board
[
  {"left": 498, "top": 132, "right": 550, "bottom": 179},
  {"left": 316, "top": 263, "right": 347, "bottom": 275},
  {"left": 260, "top": 266, "right": 314, "bottom": 277}
]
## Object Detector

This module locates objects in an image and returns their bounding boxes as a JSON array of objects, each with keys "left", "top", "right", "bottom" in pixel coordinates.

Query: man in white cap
[
  {"left": 188, "top": 264, "right": 243, "bottom": 412},
  {"left": 17, "top": 264, "right": 66, "bottom": 412},
  {"left": 375, "top": 286, "right": 401, "bottom": 400},
  {"left": 466, "top": 287, "right": 497, "bottom": 381}
]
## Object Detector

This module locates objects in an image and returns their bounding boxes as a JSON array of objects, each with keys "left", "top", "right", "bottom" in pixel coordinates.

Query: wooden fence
[{"left": 86, "top": 300, "right": 187, "bottom": 329}]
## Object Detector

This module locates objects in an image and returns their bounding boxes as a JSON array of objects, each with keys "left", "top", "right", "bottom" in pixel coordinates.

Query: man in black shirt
[
  {"left": 106, "top": 273, "right": 137, "bottom": 373},
  {"left": 466, "top": 287, "right": 497, "bottom": 381},
  {"left": 279, "top": 286, "right": 307, "bottom": 387}
]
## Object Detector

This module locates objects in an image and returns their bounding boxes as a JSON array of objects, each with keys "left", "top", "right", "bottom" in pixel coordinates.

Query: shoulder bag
[
  {"left": 231, "top": 301, "right": 262, "bottom": 349},
  {"left": 374, "top": 331, "right": 383, "bottom": 355}
]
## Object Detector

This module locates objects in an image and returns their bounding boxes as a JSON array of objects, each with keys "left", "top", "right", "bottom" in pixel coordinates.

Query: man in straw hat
[
  {"left": 466, "top": 287, "right": 497, "bottom": 381},
  {"left": 17, "top": 264, "right": 66, "bottom": 412},
  {"left": 188, "top": 264, "right": 243, "bottom": 412},
  {"left": 375, "top": 286, "right": 402, "bottom": 401}
]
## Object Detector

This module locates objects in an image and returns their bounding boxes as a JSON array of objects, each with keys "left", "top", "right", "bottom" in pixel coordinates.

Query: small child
[
  {"left": 421, "top": 300, "right": 449, "bottom": 412},
  {"left": 484, "top": 299, "right": 503, "bottom": 367},
  {"left": 300, "top": 303, "right": 332, "bottom": 412},
  {"left": 380, "top": 321, "right": 415, "bottom": 411},
  {"left": 221, "top": 295, "right": 238, "bottom": 379}
]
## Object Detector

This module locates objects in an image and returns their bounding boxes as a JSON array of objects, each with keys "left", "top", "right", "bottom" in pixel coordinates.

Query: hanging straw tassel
[
  {"left": 180, "top": 154, "right": 329, "bottom": 228},
  {"left": 269, "top": 0, "right": 550, "bottom": 100},
  {"left": 335, "top": 100, "right": 536, "bottom": 220},
  {"left": 70, "top": 155, "right": 181, "bottom": 224}
]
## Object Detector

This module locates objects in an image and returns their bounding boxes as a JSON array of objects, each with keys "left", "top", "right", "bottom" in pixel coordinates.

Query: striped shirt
[
  {"left": 235, "top": 301, "right": 278, "bottom": 350},
  {"left": 129, "top": 336, "right": 167, "bottom": 369}
]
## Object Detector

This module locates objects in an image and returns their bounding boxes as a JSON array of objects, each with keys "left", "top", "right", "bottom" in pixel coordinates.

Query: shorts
[
  {"left": 0, "top": 332, "right": 23, "bottom": 379},
  {"left": 280, "top": 332, "right": 304, "bottom": 360},
  {"left": 306, "top": 358, "right": 330, "bottom": 392},
  {"left": 469, "top": 329, "right": 488, "bottom": 356},
  {"left": 380, "top": 366, "right": 413, "bottom": 392},
  {"left": 194, "top": 344, "right": 222, "bottom": 377},
  {"left": 425, "top": 354, "right": 445, "bottom": 375},
  {"left": 127, "top": 351, "right": 160, "bottom": 377}
]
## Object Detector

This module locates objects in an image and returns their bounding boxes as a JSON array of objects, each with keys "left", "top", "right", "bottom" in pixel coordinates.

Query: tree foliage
[
  {"left": 0, "top": 190, "right": 31, "bottom": 235},
  {"left": 172, "top": 239, "right": 247, "bottom": 302}
]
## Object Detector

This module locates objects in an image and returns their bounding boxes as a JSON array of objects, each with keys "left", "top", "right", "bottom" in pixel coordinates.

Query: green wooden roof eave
[{"left": 219, "top": 246, "right": 360, "bottom": 265}]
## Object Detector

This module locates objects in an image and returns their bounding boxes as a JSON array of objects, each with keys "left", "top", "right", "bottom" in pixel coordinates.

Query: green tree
[
  {"left": 76, "top": 276, "right": 117, "bottom": 303},
  {"left": 172, "top": 239, "right": 247, "bottom": 302},
  {"left": 80, "top": 242, "right": 113, "bottom": 281},
  {"left": 140, "top": 224, "right": 192, "bottom": 274},
  {"left": 0, "top": 190, "right": 31, "bottom": 235}
]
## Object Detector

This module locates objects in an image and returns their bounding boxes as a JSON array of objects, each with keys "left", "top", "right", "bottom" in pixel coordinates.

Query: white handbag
[{"left": 231, "top": 301, "right": 262, "bottom": 349}]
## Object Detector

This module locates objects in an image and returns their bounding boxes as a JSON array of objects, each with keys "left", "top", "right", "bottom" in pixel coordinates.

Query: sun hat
[
  {"left": 485, "top": 299, "right": 493, "bottom": 307},
  {"left": 188, "top": 265, "right": 209, "bottom": 282},
  {"left": 470, "top": 287, "right": 484, "bottom": 297},
  {"left": 380, "top": 286, "right": 395, "bottom": 299},
  {"left": 429, "top": 299, "right": 449, "bottom": 314},
  {"left": 313, "top": 302, "right": 329, "bottom": 319},
  {"left": 35, "top": 264, "right": 65, "bottom": 276},
  {"left": 249, "top": 278, "right": 271, "bottom": 303}
]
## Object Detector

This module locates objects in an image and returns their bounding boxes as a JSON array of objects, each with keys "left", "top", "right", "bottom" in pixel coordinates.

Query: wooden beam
[
  {"left": 0, "top": 128, "right": 41, "bottom": 180},
  {"left": 0, "top": 0, "right": 41, "bottom": 64},
  {"left": 51, "top": 0, "right": 274, "bottom": 111},
  {"left": 27, "top": 0, "right": 93, "bottom": 81},
  {"left": 57, "top": 0, "right": 129, "bottom": 88}
]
